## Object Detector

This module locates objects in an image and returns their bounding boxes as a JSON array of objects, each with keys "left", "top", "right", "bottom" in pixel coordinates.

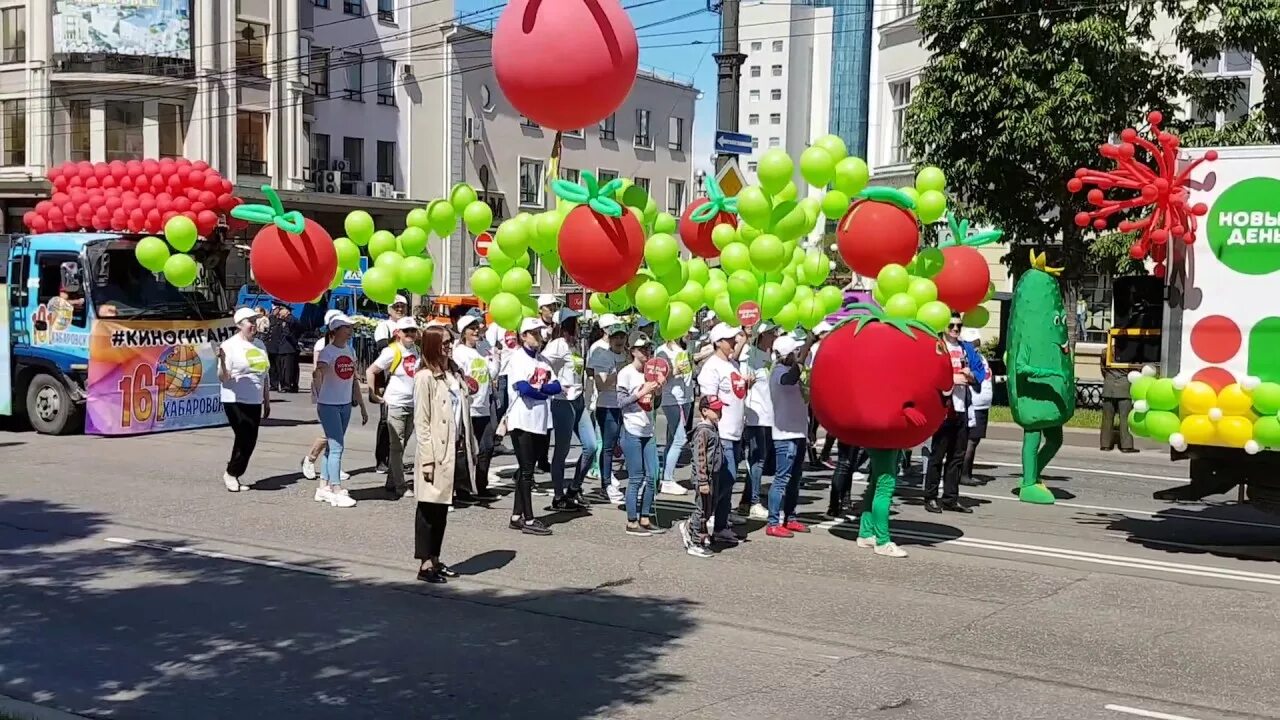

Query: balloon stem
[{"left": 261, "top": 185, "right": 285, "bottom": 217}]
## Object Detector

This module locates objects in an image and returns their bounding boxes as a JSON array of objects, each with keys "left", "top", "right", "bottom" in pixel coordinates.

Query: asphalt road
[{"left": 3, "top": 388, "right": 1280, "bottom": 720}]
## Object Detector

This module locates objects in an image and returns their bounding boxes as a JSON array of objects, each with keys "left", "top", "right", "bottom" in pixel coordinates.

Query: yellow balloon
[
  {"left": 1216, "top": 415, "right": 1254, "bottom": 448},
  {"left": 1179, "top": 380, "right": 1217, "bottom": 415},
  {"left": 1179, "top": 415, "right": 1216, "bottom": 446},
  {"left": 1218, "top": 383, "right": 1253, "bottom": 416}
]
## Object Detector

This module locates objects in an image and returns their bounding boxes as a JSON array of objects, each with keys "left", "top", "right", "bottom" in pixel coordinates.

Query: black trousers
[
  {"left": 924, "top": 413, "right": 969, "bottom": 504},
  {"left": 414, "top": 501, "right": 449, "bottom": 559},
  {"left": 375, "top": 402, "right": 390, "bottom": 467},
  {"left": 224, "top": 401, "right": 262, "bottom": 478},
  {"left": 472, "top": 414, "right": 495, "bottom": 493},
  {"left": 830, "top": 442, "right": 861, "bottom": 512},
  {"left": 1100, "top": 397, "right": 1134, "bottom": 451},
  {"left": 510, "top": 428, "right": 548, "bottom": 520},
  {"left": 268, "top": 352, "right": 298, "bottom": 392}
]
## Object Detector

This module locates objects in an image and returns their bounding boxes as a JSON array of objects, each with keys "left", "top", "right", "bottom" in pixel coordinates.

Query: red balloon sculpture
[
  {"left": 492, "top": 0, "right": 639, "bottom": 131},
  {"left": 836, "top": 188, "right": 920, "bottom": 278},
  {"left": 679, "top": 174, "right": 738, "bottom": 259},
  {"left": 931, "top": 245, "right": 990, "bottom": 313},
  {"left": 231, "top": 186, "right": 337, "bottom": 303},
  {"left": 552, "top": 172, "right": 644, "bottom": 292},
  {"left": 1068, "top": 110, "right": 1216, "bottom": 278}
]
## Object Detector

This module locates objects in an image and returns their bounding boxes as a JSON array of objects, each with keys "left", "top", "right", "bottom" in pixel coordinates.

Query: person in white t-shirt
[
  {"left": 453, "top": 315, "right": 500, "bottom": 500},
  {"left": 302, "top": 310, "right": 351, "bottom": 483},
  {"left": 766, "top": 334, "right": 817, "bottom": 537},
  {"left": 217, "top": 307, "right": 271, "bottom": 493},
  {"left": 656, "top": 334, "right": 694, "bottom": 496},
  {"left": 372, "top": 295, "right": 409, "bottom": 473},
  {"left": 367, "top": 316, "right": 421, "bottom": 499},
  {"left": 616, "top": 335, "right": 667, "bottom": 536},
  {"left": 504, "top": 318, "right": 561, "bottom": 536},
  {"left": 739, "top": 324, "right": 778, "bottom": 520},
  {"left": 696, "top": 323, "right": 751, "bottom": 545},
  {"left": 587, "top": 318, "right": 630, "bottom": 504},
  {"left": 806, "top": 320, "right": 837, "bottom": 469},
  {"left": 544, "top": 308, "right": 596, "bottom": 511},
  {"left": 311, "top": 314, "right": 369, "bottom": 508}
]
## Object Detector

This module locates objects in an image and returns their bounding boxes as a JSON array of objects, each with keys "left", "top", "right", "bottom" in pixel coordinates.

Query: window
[
  {"left": 747, "top": 161, "right": 758, "bottom": 172},
  {"left": 634, "top": 177, "right": 651, "bottom": 194},
  {"left": 519, "top": 157, "right": 544, "bottom": 207},
  {"left": 310, "top": 46, "right": 330, "bottom": 96},
  {"left": 1191, "top": 49, "right": 1254, "bottom": 128},
  {"left": 343, "top": 136, "right": 364, "bottom": 179},
  {"left": 772, "top": 40, "right": 784, "bottom": 52},
  {"left": 749, "top": 65, "right": 761, "bottom": 78},
  {"left": 37, "top": 253, "right": 87, "bottom": 328},
  {"left": 520, "top": 115, "right": 539, "bottom": 128},
  {"left": 480, "top": 84, "right": 494, "bottom": 111},
  {"left": 344, "top": 0, "right": 362, "bottom": 16},
  {"left": 768, "top": 136, "right": 780, "bottom": 148},
  {"left": 666, "top": 179, "right": 686, "bottom": 215},
  {"left": 344, "top": 51, "right": 363, "bottom": 100},
  {"left": 751, "top": 138, "right": 759, "bottom": 148},
  {"left": 158, "top": 104, "right": 185, "bottom": 158},
  {"left": 894, "top": 0, "right": 916, "bottom": 19},
  {"left": 748, "top": 113, "right": 759, "bottom": 126},
  {"left": 769, "top": 112, "right": 781, "bottom": 125},
  {"left": 771, "top": 64, "right": 783, "bottom": 77},
  {"left": 235, "top": 21, "right": 267, "bottom": 76},
  {"left": 1079, "top": 272, "right": 1115, "bottom": 344},
  {"left": 1, "top": 99, "right": 22, "bottom": 166},
  {"left": 599, "top": 113, "right": 616, "bottom": 140},
  {"left": 68, "top": 100, "right": 90, "bottom": 162},
  {"left": 597, "top": 168, "right": 619, "bottom": 184},
  {"left": 376, "top": 58, "right": 395, "bottom": 105},
  {"left": 750, "top": 41, "right": 762, "bottom": 51},
  {"left": 770, "top": 88, "right": 782, "bottom": 101},
  {"left": 377, "top": 0, "right": 395, "bottom": 22},
  {"left": 1, "top": 8, "right": 24, "bottom": 64},
  {"left": 236, "top": 111, "right": 268, "bottom": 174},
  {"left": 376, "top": 141, "right": 395, "bottom": 185},
  {"left": 560, "top": 167, "right": 580, "bottom": 184},
  {"left": 312, "top": 132, "right": 330, "bottom": 169},
  {"left": 314, "top": 0, "right": 329, "bottom": 6},
  {"left": 634, "top": 108, "right": 652, "bottom": 148},
  {"left": 668, "top": 116, "right": 684, "bottom": 151},
  {"left": 564, "top": 128, "right": 584, "bottom": 138},
  {"left": 749, "top": 90, "right": 760, "bottom": 102},
  {"left": 105, "top": 101, "right": 144, "bottom": 162},
  {"left": 889, "top": 79, "right": 912, "bottom": 164}
]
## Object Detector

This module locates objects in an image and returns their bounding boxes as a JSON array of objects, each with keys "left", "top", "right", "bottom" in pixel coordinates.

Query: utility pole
[{"left": 711, "top": 0, "right": 745, "bottom": 173}]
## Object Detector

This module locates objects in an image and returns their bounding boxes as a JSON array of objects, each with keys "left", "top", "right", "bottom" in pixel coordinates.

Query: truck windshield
[
  {"left": 331, "top": 291, "right": 383, "bottom": 318},
  {"left": 85, "top": 240, "right": 228, "bottom": 321}
]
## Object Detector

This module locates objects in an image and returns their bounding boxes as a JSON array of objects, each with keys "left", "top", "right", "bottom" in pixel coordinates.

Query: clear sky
[{"left": 454, "top": 0, "right": 724, "bottom": 172}]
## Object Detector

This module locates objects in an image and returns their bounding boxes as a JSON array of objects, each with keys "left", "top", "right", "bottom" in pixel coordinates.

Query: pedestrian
[
  {"left": 766, "top": 334, "right": 813, "bottom": 537},
  {"left": 696, "top": 322, "right": 750, "bottom": 546},
  {"left": 301, "top": 310, "right": 349, "bottom": 485},
  {"left": 452, "top": 314, "right": 500, "bottom": 501},
  {"left": 826, "top": 441, "right": 859, "bottom": 519},
  {"left": 1100, "top": 348, "right": 1136, "bottom": 453},
  {"left": 266, "top": 305, "right": 300, "bottom": 393},
  {"left": 411, "top": 325, "right": 477, "bottom": 584},
  {"left": 373, "top": 295, "right": 409, "bottom": 474},
  {"left": 544, "top": 308, "right": 596, "bottom": 511},
  {"left": 806, "top": 321, "right": 836, "bottom": 469},
  {"left": 656, "top": 331, "right": 694, "bottom": 496},
  {"left": 587, "top": 317, "right": 630, "bottom": 504},
  {"left": 923, "top": 314, "right": 977, "bottom": 514},
  {"left": 367, "top": 316, "right": 421, "bottom": 499},
  {"left": 217, "top": 307, "right": 271, "bottom": 492},
  {"left": 961, "top": 328, "right": 994, "bottom": 484},
  {"left": 740, "top": 324, "right": 777, "bottom": 520},
  {"left": 253, "top": 306, "right": 269, "bottom": 334},
  {"left": 617, "top": 334, "right": 668, "bottom": 536},
  {"left": 505, "top": 318, "right": 560, "bottom": 535},
  {"left": 485, "top": 314, "right": 518, "bottom": 432},
  {"left": 678, "top": 395, "right": 722, "bottom": 559},
  {"left": 312, "top": 313, "right": 369, "bottom": 508}
]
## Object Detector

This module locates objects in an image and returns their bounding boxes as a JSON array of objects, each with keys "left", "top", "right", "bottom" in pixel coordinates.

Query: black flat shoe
[
  {"left": 942, "top": 502, "right": 973, "bottom": 514},
  {"left": 521, "top": 519, "right": 553, "bottom": 536},
  {"left": 476, "top": 490, "right": 501, "bottom": 501},
  {"left": 434, "top": 564, "right": 459, "bottom": 578},
  {"left": 508, "top": 518, "right": 524, "bottom": 531},
  {"left": 925, "top": 499, "right": 943, "bottom": 514},
  {"left": 417, "top": 568, "right": 447, "bottom": 584}
]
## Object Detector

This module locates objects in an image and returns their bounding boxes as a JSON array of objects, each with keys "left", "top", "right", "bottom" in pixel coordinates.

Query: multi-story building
[{"left": 444, "top": 24, "right": 698, "bottom": 296}]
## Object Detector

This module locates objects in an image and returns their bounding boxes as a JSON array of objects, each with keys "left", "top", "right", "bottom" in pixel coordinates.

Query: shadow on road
[
  {"left": 0, "top": 498, "right": 697, "bottom": 719},
  {"left": 1076, "top": 504, "right": 1280, "bottom": 562}
]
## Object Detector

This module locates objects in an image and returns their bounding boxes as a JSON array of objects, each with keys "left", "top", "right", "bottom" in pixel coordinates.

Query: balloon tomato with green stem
[
  {"left": 836, "top": 187, "right": 920, "bottom": 278},
  {"left": 551, "top": 171, "right": 645, "bottom": 293},
  {"left": 231, "top": 185, "right": 337, "bottom": 303},
  {"left": 679, "top": 175, "right": 738, "bottom": 259}
]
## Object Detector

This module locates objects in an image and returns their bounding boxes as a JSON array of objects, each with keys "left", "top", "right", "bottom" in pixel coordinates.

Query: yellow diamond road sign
[{"left": 716, "top": 161, "right": 746, "bottom": 198}]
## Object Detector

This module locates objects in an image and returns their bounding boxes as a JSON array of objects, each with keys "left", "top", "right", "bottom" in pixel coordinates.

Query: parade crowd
[{"left": 214, "top": 294, "right": 994, "bottom": 582}]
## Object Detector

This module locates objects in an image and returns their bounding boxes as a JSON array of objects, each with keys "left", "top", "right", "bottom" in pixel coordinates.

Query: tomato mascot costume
[{"left": 810, "top": 307, "right": 953, "bottom": 554}]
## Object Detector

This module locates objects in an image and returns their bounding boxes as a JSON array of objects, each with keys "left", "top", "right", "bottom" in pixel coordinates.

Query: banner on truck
[{"left": 86, "top": 318, "right": 237, "bottom": 435}]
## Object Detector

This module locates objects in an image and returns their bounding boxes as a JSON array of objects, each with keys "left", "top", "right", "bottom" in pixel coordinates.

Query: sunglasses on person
[{"left": 947, "top": 323, "right": 963, "bottom": 330}]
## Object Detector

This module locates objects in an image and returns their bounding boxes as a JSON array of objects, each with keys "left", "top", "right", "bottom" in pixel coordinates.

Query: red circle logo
[
  {"left": 401, "top": 354, "right": 418, "bottom": 377},
  {"left": 737, "top": 301, "right": 761, "bottom": 328},
  {"left": 465, "top": 376, "right": 480, "bottom": 394},
  {"left": 730, "top": 372, "right": 747, "bottom": 399},
  {"left": 334, "top": 355, "right": 355, "bottom": 380}
]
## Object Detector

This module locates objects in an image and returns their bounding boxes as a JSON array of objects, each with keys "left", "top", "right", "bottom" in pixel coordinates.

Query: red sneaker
[
  {"left": 765, "top": 525, "right": 794, "bottom": 538},
  {"left": 784, "top": 519, "right": 810, "bottom": 533}
]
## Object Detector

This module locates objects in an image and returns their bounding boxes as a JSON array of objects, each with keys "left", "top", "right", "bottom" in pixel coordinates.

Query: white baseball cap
[
  {"left": 813, "top": 321, "right": 834, "bottom": 336},
  {"left": 233, "top": 307, "right": 256, "bottom": 325},
  {"left": 395, "top": 317, "right": 419, "bottom": 331},
  {"left": 391, "top": 295, "right": 409, "bottom": 307},
  {"left": 328, "top": 314, "right": 354, "bottom": 330},
  {"left": 773, "top": 335, "right": 802, "bottom": 358},
  {"left": 555, "top": 307, "right": 582, "bottom": 324},
  {"left": 597, "top": 313, "right": 622, "bottom": 327},
  {"left": 631, "top": 334, "right": 653, "bottom": 348},
  {"left": 537, "top": 294, "right": 559, "bottom": 308},
  {"left": 519, "top": 318, "right": 546, "bottom": 335},
  {"left": 756, "top": 322, "right": 777, "bottom": 335},
  {"left": 323, "top": 309, "right": 343, "bottom": 325},
  {"left": 960, "top": 327, "right": 982, "bottom": 344},
  {"left": 458, "top": 315, "right": 483, "bottom": 333},
  {"left": 709, "top": 322, "right": 741, "bottom": 343}
]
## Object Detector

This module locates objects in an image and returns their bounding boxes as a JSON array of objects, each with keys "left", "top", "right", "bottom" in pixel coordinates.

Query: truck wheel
[{"left": 25, "top": 373, "right": 81, "bottom": 435}]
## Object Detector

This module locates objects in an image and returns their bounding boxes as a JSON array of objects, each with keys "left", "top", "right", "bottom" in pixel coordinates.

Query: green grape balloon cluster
[{"left": 133, "top": 214, "right": 204, "bottom": 288}]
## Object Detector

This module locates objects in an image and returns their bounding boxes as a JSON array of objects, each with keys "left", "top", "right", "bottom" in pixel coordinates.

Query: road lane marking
[
  {"left": 1105, "top": 704, "right": 1201, "bottom": 720},
  {"left": 982, "top": 460, "right": 1183, "bottom": 483},
  {"left": 104, "top": 537, "right": 351, "bottom": 579}
]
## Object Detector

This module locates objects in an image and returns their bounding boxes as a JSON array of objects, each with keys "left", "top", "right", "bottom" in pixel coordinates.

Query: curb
[
  {"left": 985, "top": 422, "right": 1164, "bottom": 451},
  {"left": 0, "top": 694, "right": 92, "bottom": 720}
]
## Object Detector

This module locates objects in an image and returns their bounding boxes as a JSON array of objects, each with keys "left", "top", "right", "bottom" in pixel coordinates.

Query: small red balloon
[
  {"left": 679, "top": 198, "right": 735, "bottom": 259},
  {"left": 932, "top": 246, "right": 991, "bottom": 313},
  {"left": 836, "top": 197, "right": 920, "bottom": 278},
  {"left": 196, "top": 210, "right": 218, "bottom": 237}
]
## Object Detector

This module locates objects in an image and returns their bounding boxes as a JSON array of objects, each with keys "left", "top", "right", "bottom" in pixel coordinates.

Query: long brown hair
[{"left": 420, "top": 326, "right": 452, "bottom": 373}]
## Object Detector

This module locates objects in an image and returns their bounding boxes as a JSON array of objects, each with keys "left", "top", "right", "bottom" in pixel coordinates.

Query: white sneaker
[
  {"left": 327, "top": 487, "right": 357, "bottom": 508},
  {"left": 660, "top": 481, "right": 688, "bottom": 496},
  {"left": 748, "top": 503, "right": 768, "bottom": 520},
  {"left": 404, "top": 487, "right": 414, "bottom": 497},
  {"left": 314, "top": 486, "right": 331, "bottom": 503},
  {"left": 301, "top": 457, "right": 317, "bottom": 480},
  {"left": 489, "top": 472, "right": 506, "bottom": 486},
  {"left": 223, "top": 473, "right": 241, "bottom": 493},
  {"left": 852, "top": 471, "right": 868, "bottom": 481},
  {"left": 874, "top": 541, "right": 908, "bottom": 558},
  {"left": 856, "top": 536, "right": 877, "bottom": 549},
  {"left": 607, "top": 487, "right": 625, "bottom": 505},
  {"left": 340, "top": 471, "right": 351, "bottom": 481}
]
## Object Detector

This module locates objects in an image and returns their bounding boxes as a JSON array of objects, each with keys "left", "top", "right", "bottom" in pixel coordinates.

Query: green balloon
[
  {"left": 399, "top": 255, "right": 433, "bottom": 295},
  {"left": 162, "top": 252, "right": 198, "bottom": 287},
  {"left": 901, "top": 186, "right": 921, "bottom": 205},
  {"left": 635, "top": 280, "right": 670, "bottom": 321},
  {"left": 915, "top": 247, "right": 945, "bottom": 278},
  {"left": 406, "top": 207, "right": 430, "bottom": 231},
  {"left": 658, "top": 262, "right": 688, "bottom": 295},
  {"left": 645, "top": 233, "right": 681, "bottom": 273},
  {"left": 1128, "top": 410, "right": 1149, "bottom": 438},
  {"left": 345, "top": 210, "right": 376, "bottom": 246},
  {"left": 164, "top": 215, "right": 198, "bottom": 252},
  {"left": 1147, "top": 379, "right": 1179, "bottom": 411},
  {"left": 774, "top": 302, "right": 799, "bottom": 331},
  {"left": 877, "top": 263, "right": 911, "bottom": 296},
  {"left": 728, "top": 270, "right": 759, "bottom": 309},
  {"left": 496, "top": 218, "right": 530, "bottom": 258},
  {"left": 736, "top": 186, "right": 773, "bottom": 229},
  {"left": 915, "top": 189, "right": 947, "bottom": 225},
  {"left": 471, "top": 266, "right": 501, "bottom": 301},
  {"left": 361, "top": 266, "right": 398, "bottom": 304},
  {"left": 821, "top": 190, "right": 851, "bottom": 220},
  {"left": 542, "top": 252, "right": 562, "bottom": 274},
  {"left": 798, "top": 197, "right": 821, "bottom": 229},
  {"left": 803, "top": 251, "right": 831, "bottom": 286},
  {"left": 1253, "top": 382, "right": 1280, "bottom": 414},
  {"left": 428, "top": 200, "right": 457, "bottom": 237},
  {"left": 1254, "top": 416, "right": 1280, "bottom": 447},
  {"left": 1145, "top": 410, "right": 1181, "bottom": 442},
  {"left": 709, "top": 268, "right": 727, "bottom": 285},
  {"left": 712, "top": 223, "right": 739, "bottom": 250},
  {"left": 872, "top": 283, "right": 888, "bottom": 305},
  {"left": 963, "top": 306, "right": 990, "bottom": 328},
  {"left": 686, "top": 257, "right": 710, "bottom": 285},
  {"left": 653, "top": 212, "right": 678, "bottom": 235},
  {"left": 773, "top": 181, "right": 798, "bottom": 203},
  {"left": 802, "top": 297, "right": 827, "bottom": 329},
  {"left": 817, "top": 284, "right": 844, "bottom": 314},
  {"left": 712, "top": 292, "right": 736, "bottom": 327},
  {"left": 760, "top": 281, "right": 788, "bottom": 319},
  {"left": 330, "top": 266, "right": 343, "bottom": 290},
  {"left": 917, "top": 300, "right": 951, "bottom": 332},
  {"left": 757, "top": 149, "right": 794, "bottom": 195},
  {"left": 907, "top": 277, "right": 938, "bottom": 305},
  {"left": 501, "top": 267, "right": 534, "bottom": 296},
  {"left": 333, "top": 237, "right": 361, "bottom": 271},
  {"left": 135, "top": 235, "right": 170, "bottom": 273},
  {"left": 1130, "top": 375, "right": 1154, "bottom": 402},
  {"left": 589, "top": 292, "right": 609, "bottom": 315},
  {"left": 625, "top": 273, "right": 650, "bottom": 305},
  {"left": 916, "top": 166, "right": 947, "bottom": 194},
  {"left": 778, "top": 275, "right": 797, "bottom": 303},
  {"left": 607, "top": 288, "right": 632, "bottom": 312},
  {"left": 813, "top": 134, "right": 848, "bottom": 163},
  {"left": 368, "top": 230, "right": 398, "bottom": 260},
  {"left": 488, "top": 241, "right": 515, "bottom": 274},
  {"left": 643, "top": 197, "right": 660, "bottom": 227},
  {"left": 375, "top": 251, "right": 404, "bottom": 274},
  {"left": 885, "top": 293, "right": 918, "bottom": 319},
  {"left": 463, "top": 201, "right": 494, "bottom": 235},
  {"left": 513, "top": 248, "right": 531, "bottom": 269},
  {"left": 720, "top": 242, "right": 752, "bottom": 274},
  {"left": 662, "top": 301, "right": 695, "bottom": 341},
  {"left": 704, "top": 277, "right": 727, "bottom": 301},
  {"left": 832, "top": 157, "right": 869, "bottom": 197},
  {"left": 673, "top": 280, "right": 705, "bottom": 308},
  {"left": 770, "top": 202, "right": 807, "bottom": 241},
  {"left": 398, "top": 226, "right": 428, "bottom": 257},
  {"left": 489, "top": 292, "right": 524, "bottom": 331},
  {"left": 793, "top": 284, "right": 813, "bottom": 307},
  {"left": 749, "top": 234, "right": 787, "bottom": 272},
  {"left": 800, "top": 146, "right": 836, "bottom": 187},
  {"left": 532, "top": 211, "right": 563, "bottom": 254},
  {"left": 450, "top": 183, "right": 479, "bottom": 214}
]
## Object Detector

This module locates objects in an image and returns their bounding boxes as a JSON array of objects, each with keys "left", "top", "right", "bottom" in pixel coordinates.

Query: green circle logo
[
  {"left": 245, "top": 347, "right": 270, "bottom": 373},
  {"left": 1207, "top": 177, "right": 1280, "bottom": 275}
]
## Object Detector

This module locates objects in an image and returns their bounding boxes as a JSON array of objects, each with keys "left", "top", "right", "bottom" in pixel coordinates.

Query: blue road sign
[
  {"left": 342, "top": 256, "right": 370, "bottom": 287},
  {"left": 714, "top": 130, "right": 754, "bottom": 156}
]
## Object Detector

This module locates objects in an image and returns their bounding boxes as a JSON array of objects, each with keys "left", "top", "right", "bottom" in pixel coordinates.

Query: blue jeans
[
  {"left": 595, "top": 406, "right": 623, "bottom": 490},
  {"left": 661, "top": 403, "right": 691, "bottom": 483},
  {"left": 712, "top": 439, "right": 741, "bottom": 532},
  {"left": 551, "top": 397, "right": 598, "bottom": 496},
  {"left": 769, "top": 438, "right": 806, "bottom": 526},
  {"left": 317, "top": 402, "right": 352, "bottom": 486},
  {"left": 741, "top": 425, "right": 772, "bottom": 507},
  {"left": 620, "top": 430, "right": 656, "bottom": 522}
]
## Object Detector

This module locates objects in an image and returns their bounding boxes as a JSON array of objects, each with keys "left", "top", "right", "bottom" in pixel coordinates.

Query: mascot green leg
[
  {"left": 1019, "top": 427, "right": 1061, "bottom": 505},
  {"left": 858, "top": 449, "right": 901, "bottom": 545}
]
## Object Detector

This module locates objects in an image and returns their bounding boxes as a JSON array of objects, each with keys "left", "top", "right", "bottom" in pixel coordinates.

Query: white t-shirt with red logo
[
  {"left": 316, "top": 343, "right": 357, "bottom": 406},
  {"left": 698, "top": 354, "right": 748, "bottom": 442},
  {"left": 616, "top": 364, "right": 655, "bottom": 437},
  {"left": 505, "top": 348, "right": 555, "bottom": 434},
  {"left": 373, "top": 342, "right": 419, "bottom": 409}
]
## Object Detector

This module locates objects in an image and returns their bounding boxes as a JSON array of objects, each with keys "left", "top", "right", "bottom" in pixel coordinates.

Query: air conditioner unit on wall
[
  {"left": 466, "top": 117, "right": 483, "bottom": 142},
  {"left": 391, "top": 190, "right": 409, "bottom": 200},
  {"left": 322, "top": 171, "right": 343, "bottom": 193},
  {"left": 342, "top": 180, "right": 366, "bottom": 196},
  {"left": 370, "top": 182, "right": 394, "bottom": 199},
  {"left": 332, "top": 158, "right": 350, "bottom": 173}
]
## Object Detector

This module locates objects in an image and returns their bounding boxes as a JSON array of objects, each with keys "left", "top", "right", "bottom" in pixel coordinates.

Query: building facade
[{"left": 446, "top": 24, "right": 698, "bottom": 296}]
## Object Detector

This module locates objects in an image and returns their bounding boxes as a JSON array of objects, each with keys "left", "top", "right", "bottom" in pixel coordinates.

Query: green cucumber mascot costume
[{"left": 1007, "top": 251, "right": 1076, "bottom": 505}]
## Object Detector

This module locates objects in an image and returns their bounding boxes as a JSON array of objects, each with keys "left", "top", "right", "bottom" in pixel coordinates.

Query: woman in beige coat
[{"left": 413, "top": 326, "right": 478, "bottom": 583}]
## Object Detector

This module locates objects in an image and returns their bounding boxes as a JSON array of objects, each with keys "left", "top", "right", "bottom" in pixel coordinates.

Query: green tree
[{"left": 904, "top": 0, "right": 1184, "bottom": 343}]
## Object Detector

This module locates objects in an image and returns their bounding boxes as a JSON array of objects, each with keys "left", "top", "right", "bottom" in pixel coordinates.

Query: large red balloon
[
  {"left": 932, "top": 246, "right": 991, "bottom": 313},
  {"left": 836, "top": 198, "right": 920, "bottom": 278},
  {"left": 678, "top": 198, "right": 735, "bottom": 259},
  {"left": 492, "top": 0, "right": 639, "bottom": 131},
  {"left": 249, "top": 218, "right": 338, "bottom": 303},
  {"left": 559, "top": 206, "right": 645, "bottom": 292}
]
